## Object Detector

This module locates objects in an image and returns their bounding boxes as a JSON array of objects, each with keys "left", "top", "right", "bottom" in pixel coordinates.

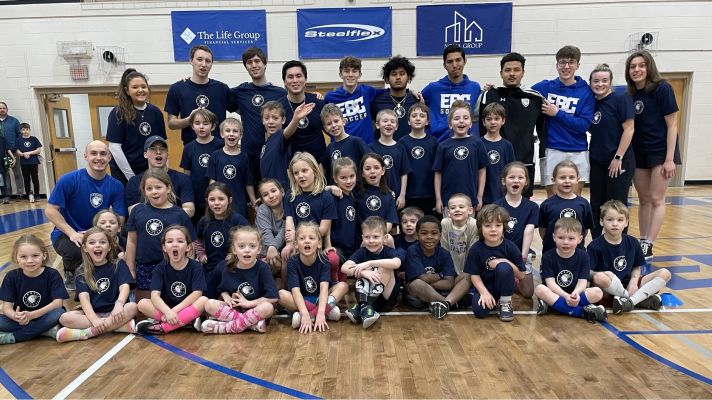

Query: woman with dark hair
[
  {"left": 625, "top": 50, "right": 680, "bottom": 259},
  {"left": 107, "top": 68, "right": 166, "bottom": 185}
]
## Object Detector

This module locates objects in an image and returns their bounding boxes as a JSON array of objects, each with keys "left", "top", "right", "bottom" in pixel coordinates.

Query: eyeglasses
[
  {"left": 148, "top": 146, "right": 167, "bottom": 154},
  {"left": 557, "top": 60, "right": 578, "bottom": 67}
]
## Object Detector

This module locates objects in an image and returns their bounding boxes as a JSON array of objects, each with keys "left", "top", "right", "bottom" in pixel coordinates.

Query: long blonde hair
[
  {"left": 80, "top": 227, "right": 120, "bottom": 292},
  {"left": 140, "top": 168, "right": 177, "bottom": 206},
  {"left": 287, "top": 152, "right": 327, "bottom": 201},
  {"left": 225, "top": 225, "right": 262, "bottom": 272}
]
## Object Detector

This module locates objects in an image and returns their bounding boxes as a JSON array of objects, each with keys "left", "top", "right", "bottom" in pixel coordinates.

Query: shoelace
[{"left": 500, "top": 302, "right": 512, "bottom": 313}]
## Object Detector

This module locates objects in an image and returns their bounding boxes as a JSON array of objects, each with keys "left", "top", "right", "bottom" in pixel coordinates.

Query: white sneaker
[
  {"left": 291, "top": 312, "right": 301, "bottom": 329},
  {"left": 249, "top": 320, "right": 268, "bottom": 333},
  {"left": 326, "top": 305, "right": 341, "bottom": 321},
  {"left": 29, "top": 194, "right": 35, "bottom": 203}
]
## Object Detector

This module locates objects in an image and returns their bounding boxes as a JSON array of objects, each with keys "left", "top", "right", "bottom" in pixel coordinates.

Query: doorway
[
  {"left": 661, "top": 74, "right": 690, "bottom": 187},
  {"left": 44, "top": 95, "right": 78, "bottom": 183}
]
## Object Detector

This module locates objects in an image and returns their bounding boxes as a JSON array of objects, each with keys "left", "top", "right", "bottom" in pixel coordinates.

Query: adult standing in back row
[{"left": 0, "top": 101, "right": 23, "bottom": 200}]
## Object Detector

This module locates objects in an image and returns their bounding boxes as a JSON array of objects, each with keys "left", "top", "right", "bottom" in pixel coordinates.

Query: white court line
[
  {"left": 52, "top": 334, "right": 135, "bottom": 400},
  {"left": 270, "top": 308, "right": 712, "bottom": 318}
]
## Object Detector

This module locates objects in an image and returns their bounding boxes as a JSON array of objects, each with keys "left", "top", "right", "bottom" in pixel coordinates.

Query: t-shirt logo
[
  {"left": 223, "top": 164, "right": 236, "bottom": 179},
  {"left": 521, "top": 98, "right": 530, "bottom": 107},
  {"left": 298, "top": 117, "right": 309, "bottom": 129},
  {"left": 304, "top": 276, "right": 317, "bottom": 293},
  {"left": 96, "top": 277, "right": 110, "bottom": 293},
  {"left": 454, "top": 146, "right": 469, "bottom": 160},
  {"left": 613, "top": 256, "right": 627, "bottom": 272},
  {"left": 260, "top": 145, "right": 266, "bottom": 158},
  {"left": 592, "top": 111, "right": 602, "bottom": 125},
  {"left": 411, "top": 146, "right": 425, "bottom": 159},
  {"left": 22, "top": 291, "right": 41, "bottom": 308},
  {"left": 488, "top": 150, "right": 500, "bottom": 164},
  {"left": 560, "top": 208, "right": 577, "bottom": 219},
  {"left": 210, "top": 231, "right": 224, "bottom": 247},
  {"left": 424, "top": 266, "right": 436, "bottom": 274},
  {"left": 506, "top": 217, "right": 517, "bottom": 233},
  {"left": 634, "top": 100, "right": 644, "bottom": 115},
  {"left": 171, "top": 281, "right": 187, "bottom": 298},
  {"left": 331, "top": 150, "right": 341, "bottom": 160},
  {"left": 337, "top": 98, "right": 366, "bottom": 121},
  {"left": 199, "top": 154, "right": 210, "bottom": 168},
  {"left": 296, "top": 202, "right": 311, "bottom": 219},
  {"left": 146, "top": 218, "right": 164, "bottom": 236},
  {"left": 196, "top": 95, "right": 210, "bottom": 108},
  {"left": 366, "top": 195, "right": 381, "bottom": 211},
  {"left": 252, "top": 94, "right": 265, "bottom": 107},
  {"left": 383, "top": 155, "right": 394, "bottom": 169},
  {"left": 486, "top": 256, "right": 497, "bottom": 270},
  {"left": 556, "top": 270, "right": 574, "bottom": 287},
  {"left": 439, "top": 94, "right": 471, "bottom": 110},
  {"left": 346, "top": 206, "right": 356, "bottom": 221},
  {"left": 238, "top": 282, "right": 255, "bottom": 297},
  {"left": 139, "top": 122, "right": 152, "bottom": 136},
  {"left": 90, "top": 193, "right": 104, "bottom": 208},
  {"left": 24, "top": 141, "right": 31, "bottom": 147}
]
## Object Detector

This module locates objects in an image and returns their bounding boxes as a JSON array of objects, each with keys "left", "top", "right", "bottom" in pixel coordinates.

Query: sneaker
[
  {"left": 612, "top": 296, "right": 634, "bottom": 314},
  {"left": 326, "top": 305, "right": 341, "bottom": 321},
  {"left": 361, "top": 305, "right": 380, "bottom": 329},
  {"left": 2, "top": 198, "right": 9, "bottom": 204},
  {"left": 536, "top": 298, "right": 549, "bottom": 315},
  {"left": 200, "top": 319, "right": 226, "bottom": 334},
  {"left": 345, "top": 304, "right": 363, "bottom": 324},
  {"left": 193, "top": 317, "right": 202, "bottom": 332},
  {"left": 0, "top": 332, "right": 15, "bottom": 345},
  {"left": 637, "top": 294, "right": 663, "bottom": 310},
  {"left": 136, "top": 320, "right": 165, "bottom": 335},
  {"left": 291, "top": 312, "right": 301, "bottom": 329},
  {"left": 640, "top": 240, "right": 653, "bottom": 260},
  {"left": 429, "top": 301, "right": 449, "bottom": 319},
  {"left": 29, "top": 194, "right": 35, "bottom": 203},
  {"left": 42, "top": 325, "right": 61, "bottom": 338},
  {"left": 498, "top": 301, "right": 514, "bottom": 322},
  {"left": 582, "top": 304, "right": 608, "bottom": 323},
  {"left": 528, "top": 248, "right": 537, "bottom": 259},
  {"left": 63, "top": 270, "right": 76, "bottom": 291},
  {"left": 248, "top": 320, "right": 268, "bottom": 333}
]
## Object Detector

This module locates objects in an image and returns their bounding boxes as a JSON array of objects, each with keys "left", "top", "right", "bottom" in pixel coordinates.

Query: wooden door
[
  {"left": 149, "top": 90, "right": 183, "bottom": 170},
  {"left": 88, "top": 93, "right": 118, "bottom": 142},
  {"left": 663, "top": 76, "right": 688, "bottom": 187},
  {"left": 45, "top": 96, "right": 78, "bottom": 182}
]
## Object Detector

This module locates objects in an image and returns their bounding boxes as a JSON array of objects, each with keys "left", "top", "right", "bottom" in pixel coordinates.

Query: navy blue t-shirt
[
  {"left": 0, "top": 267, "right": 68, "bottom": 312},
  {"left": 196, "top": 212, "right": 249, "bottom": 270},
  {"left": 631, "top": 81, "right": 679, "bottom": 155},
  {"left": 231, "top": 82, "right": 287, "bottom": 156},
  {"left": 590, "top": 91, "right": 635, "bottom": 165},
  {"left": 394, "top": 233, "right": 417, "bottom": 259},
  {"left": 165, "top": 79, "right": 234, "bottom": 144},
  {"left": 538, "top": 195, "right": 594, "bottom": 252},
  {"left": 180, "top": 137, "right": 224, "bottom": 207},
  {"left": 355, "top": 185, "right": 399, "bottom": 226},
  {"left": 107, "top": 104, "right": 167, "bottom": 174},
  {"left": 432, "top": 136, "right": 488, "bottom": 207},
  {"left": 260, "top": 130, "right": 292, "bottom": 191},
  {"left": 587, "top": 234, "right": 646, "bottom": 285},
  {"left": 206, "top": 150, "right": 254, "bottom": 218},
  {"left": 349, "top": 246, "right": 400, "bottom": 278},
  {"left": 150, "top": 259, "right": 207, "bottom": 308},
  {"left": 325, "top": 85, "right": 387, "bottom": 144},
  {"left": 370, "top": 90, "right": 420, "bottom": 141},
  {"left": 76, "top": 260, "right": 134, "bottom": 313},
  {"left": 127, "top": 204, "right": 196, "bottom": 265},
  {"left": 217, "top": 260, "right": 278, "bottom": 300},
  {"left": 330, "top": 193, "right": 357, "bottom": 258},
  {"left": 494, "top": 197, "right": 539, "bottom": 250},
  {"left": 463, "top": 240, "right": 525, "bottom": 285},
  {"left": 481, "top": 137, "right": 515, "bottom": 205},
  {"left": 278, "top": 93, "right": 326, "bottom": 160},
  {"left": 398, "top": 134, "right": 439, "bottom": 199},
  {"left": 405, "top": 245, "right": 455, "bottom": 282},
  {"left": 287, "top": 256, "right": 331, "bottom": 297},
  {"left": 125, "top": 169, "right": 195, "bottom": 208},
  {"left": 541, "top": 248, "right": 590, "bottom": 294},
  {"left": 16, "top": 136, "right": 42, "bottom": 165},
  {"left": 321, "top": 135, "right": 370, "bottom": 185},
  {"left": 369, "top": 141, "right": 412, "bottom": 198},
  {"left": 285, "top": 190, "right": 337, "bottom": 227}
]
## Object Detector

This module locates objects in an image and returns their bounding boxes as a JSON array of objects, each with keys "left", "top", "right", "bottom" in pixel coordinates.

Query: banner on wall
[
  {"left": 297, "top": 7, "right": 392, "bottom": 59},
  {"left": 171, "top": 10, "right": 267, "bottom": 61},
  {"left": 416, "top": 3, "right": 512, "bottom": 56}
]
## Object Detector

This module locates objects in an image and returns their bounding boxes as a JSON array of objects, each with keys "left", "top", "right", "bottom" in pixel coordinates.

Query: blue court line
[
  {"left": 600, "top": 321, "right": 712, "bottom": 386},
  {"left": 621, "top": 329, "right": 712, "bottom": 335},
  {"left": 0, "top": 262, "right": 10, "bottom": 273},
  {"left": 0, "top": 367, "right": 31, "bottom": 399},
  {"left": 142, "top": 336, "right": 321, "bottom": 399},
  {"left": 0, "top": 209, "right": 48, "bottom": 235}
]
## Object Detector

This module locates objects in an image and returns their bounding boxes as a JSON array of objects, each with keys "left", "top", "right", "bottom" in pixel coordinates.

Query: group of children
[{"left": 0, "top": 122, "right": 42, "bottom": 203}]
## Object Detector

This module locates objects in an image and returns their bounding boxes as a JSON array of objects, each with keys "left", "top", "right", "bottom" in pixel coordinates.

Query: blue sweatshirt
[
  {"left": 421, "top": 75, "right": 481, "bottom": 142},
  {"left": 532, "top": 76, "right": 594, "bottom": 152}
]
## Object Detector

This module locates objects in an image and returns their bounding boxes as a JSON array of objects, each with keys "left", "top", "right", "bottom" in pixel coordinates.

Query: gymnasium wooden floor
[{"left": 1, "top": 186, "right": 712, "bottom": 399}]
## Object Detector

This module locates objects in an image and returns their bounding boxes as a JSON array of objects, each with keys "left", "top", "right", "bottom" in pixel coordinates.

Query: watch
[{"left": 614, "top": 154, "right": 623, "bottom": 160}]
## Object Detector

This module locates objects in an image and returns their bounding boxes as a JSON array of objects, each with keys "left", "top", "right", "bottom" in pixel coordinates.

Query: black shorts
[
  {"left": 373, "top": 281, "right": 401, "bottom": 313},
  {"left": 634, "top": 143, "right": 681, "bottom": 169}
]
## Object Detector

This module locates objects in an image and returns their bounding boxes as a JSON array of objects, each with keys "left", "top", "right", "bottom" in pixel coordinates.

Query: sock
[
  {"left": 630, "top": 277, "right": 666, "bottom": 305},
  {"left": 225, "top": 309, "right": 263, "bottom": 333},
  {"left": 552, "top": 297, "right": 583, "bottom": 318},
  {"left": 579, "top": 292, "right": 591, "bottom": 307},
  {"left": 56, "top": 327, "right": 91, "bottom": 342},
  {"left": 212, "top": 304, "right": 239, "bottom": 321},
  {"left": 327, "top": 295, "right": 337, "bottom": 307},
  {"left": 499, "top": 296, "right": 512, "bottom": 304},
  {"left": 160, "top": 305, "right": 202, "bottom": 333},
  {"left": 114, "top": 319, "right": 136, "bottom": 333},
  {"left": 604, "top": 275, "right": 629, "bottom": 297}
]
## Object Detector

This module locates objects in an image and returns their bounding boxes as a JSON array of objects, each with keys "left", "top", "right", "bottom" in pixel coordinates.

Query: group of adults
[
  {"left": 44, "top": 43, "right": 679, "bottom": 288},
  {"left": 0, "top": 101, "right": 25, "bottom": 202}
]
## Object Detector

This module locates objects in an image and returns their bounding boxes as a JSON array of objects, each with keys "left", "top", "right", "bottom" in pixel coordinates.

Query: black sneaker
[
  {"left": 536, "top": 298, "right": 549, "bottom": 315},
  {"left": 612, "top": 296, "right": 634, "bottom": 314},
  {"left": 528, "top": 248, "right": 537, "bottom": 259},
  {"left": 361, "top": 305, "right": 380, "bottom": 329},
  {"left": 136, "top": 320, "right": 165, "bottom": 335},
  {"left": 498, "top": 301, "right": 514, "bottom": 322},
  {"left": 640, "top": 240, "right": 653, "bottom": 260},
  {"left": 582, "top": 304, "right": 608, "bottom": 323},
  {"left": 63, "top": 270, "right": 76, "bottom": 291},
  {"left": 345, "top": 303, "right": 363, "bottom": 324},
  {"left": 429, "top": 301, "right": 449, "bottom": 319},
  {"left": 637, "top": 294, "right": 663, "bottom": 310}
]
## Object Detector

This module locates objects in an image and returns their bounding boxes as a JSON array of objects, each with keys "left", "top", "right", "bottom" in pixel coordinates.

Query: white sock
[
  {"left": 631, "top": 277, "right": 666, "bottom": 305},
  {"left": 499, "top": 296, "right": 512, "bottom": 303},
  {"left": 604, "top": 275, "right": 629, "bottom": 298}
]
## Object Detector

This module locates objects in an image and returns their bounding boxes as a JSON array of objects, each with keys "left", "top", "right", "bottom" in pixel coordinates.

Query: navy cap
[{"left": 144, "top": 136, "right": 168, "bottom": 151}]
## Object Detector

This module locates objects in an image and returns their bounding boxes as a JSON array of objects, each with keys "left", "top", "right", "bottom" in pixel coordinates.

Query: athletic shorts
[
  {"left": 543, "top": 148, "right": 590, "bottom": 183},
  {"left": 634, "top": 147, "right": 681, "bottom": 169},
  {"left": 373, "top": 281, "right": 401, "bottom": 313}
]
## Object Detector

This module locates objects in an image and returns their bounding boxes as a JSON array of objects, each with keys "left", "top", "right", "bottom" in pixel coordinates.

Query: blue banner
[
  {"left": 416, "top": 3, "right": 512, "bottom": 56},
  {"left": 297, "top": 7, "right": 392, "bottom": 59},
  {"left": 171, "top": 10, "right": 267, "bottom": 61}
]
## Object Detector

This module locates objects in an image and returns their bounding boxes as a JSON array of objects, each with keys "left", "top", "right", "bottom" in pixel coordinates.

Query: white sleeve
[{"left": 108, "top": 142, "right": 135, "bottom": 180}]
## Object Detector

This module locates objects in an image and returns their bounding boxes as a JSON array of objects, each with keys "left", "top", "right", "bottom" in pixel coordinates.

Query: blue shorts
[{"left": 136, "top": 263, "right": 159, "bottom": 290}]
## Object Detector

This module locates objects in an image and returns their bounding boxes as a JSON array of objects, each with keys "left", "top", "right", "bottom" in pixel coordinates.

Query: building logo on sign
[{"left": 445, "top": 12, "right": 483, "bottom": 48}]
